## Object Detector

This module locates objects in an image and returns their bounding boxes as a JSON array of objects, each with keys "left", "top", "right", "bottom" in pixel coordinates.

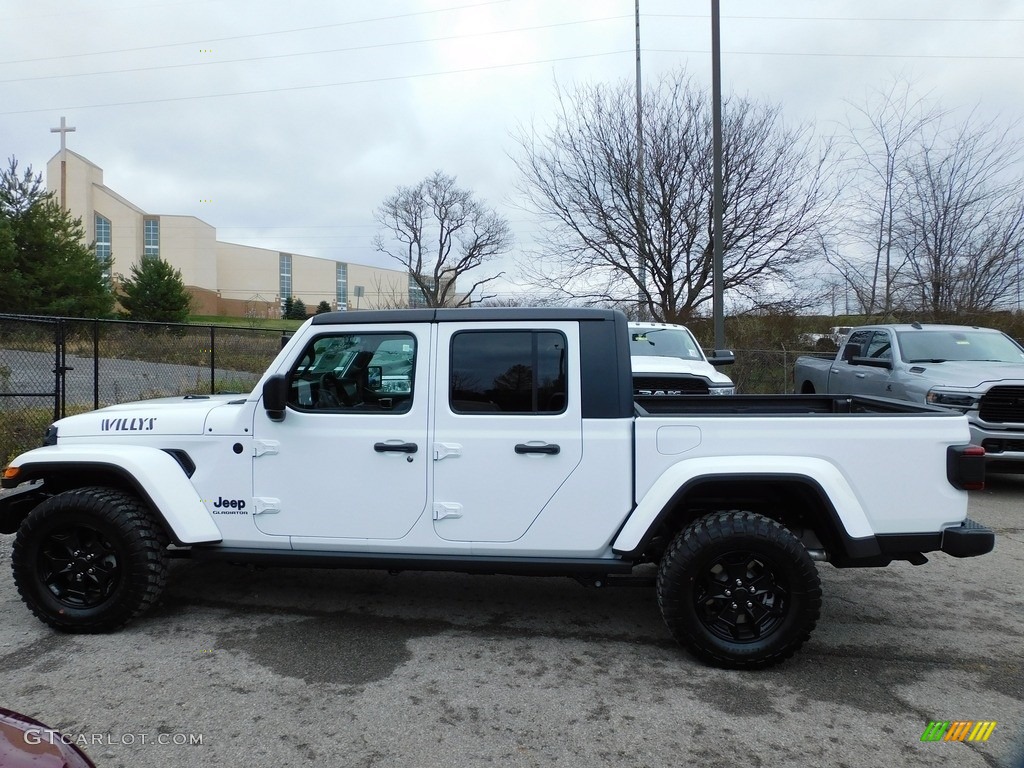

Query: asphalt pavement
[{"left": 1, "top": 479, "right": 1022, "bottom": 768}]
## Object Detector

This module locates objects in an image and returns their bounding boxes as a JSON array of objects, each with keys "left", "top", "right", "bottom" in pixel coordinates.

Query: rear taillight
[{"left": 947, "top": 444, "right": 985, "bottom": 491}]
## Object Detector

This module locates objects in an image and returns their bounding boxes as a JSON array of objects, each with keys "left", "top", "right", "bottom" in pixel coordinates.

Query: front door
[
  {"left": 252, "top": 325, "right": 430, "bottom": 540},
  {"left": 431, "top": 322, "right": 583, "bottom": 542},
  {"left": 835, "top": 329, "right": 894, "bottom": 397}
]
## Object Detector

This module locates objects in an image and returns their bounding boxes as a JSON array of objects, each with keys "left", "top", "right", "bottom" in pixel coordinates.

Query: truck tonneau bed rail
[{"left": 634, "top": 394, "right": 954, "bottom": 416}]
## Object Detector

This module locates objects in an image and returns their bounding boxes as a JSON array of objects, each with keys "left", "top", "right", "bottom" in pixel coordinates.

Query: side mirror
[
  {"left": 707, "top": 350, "right": 735, "bottom": 367},
  {"left": 280, "top": 333, "right": 293, "bottom": 350},
  {"left": 263, "top": 374, "right": 289, "bottom": 421},
  {"left": 841, "top": 343, "right": 864, "bottom": 363},
  {"left": 367, "top": 365, "right": 382, "bottom": 390}
]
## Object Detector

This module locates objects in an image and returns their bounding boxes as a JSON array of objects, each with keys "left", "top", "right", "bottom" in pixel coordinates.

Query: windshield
[
  {"left": 897, "top": 330, "right": 1024, "bottom": 363},
  {"left": 629, "top": 328, "right": 704, "bottom": 360}
]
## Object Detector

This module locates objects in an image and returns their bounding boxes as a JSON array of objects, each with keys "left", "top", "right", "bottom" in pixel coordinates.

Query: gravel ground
[{"left": 1, "top": 479, "right": 1022, "bottom": 768}]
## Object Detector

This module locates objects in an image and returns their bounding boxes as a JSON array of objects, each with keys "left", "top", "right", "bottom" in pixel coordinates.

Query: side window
[
  {"left": 866, "top": 331, "right": 892, "bottom": 360},
  {"left": 287, "top": 332, "right": 416, "bottom": 413},
  {"left": 450, "top": 330, "right": 567, "bottom": 415}
]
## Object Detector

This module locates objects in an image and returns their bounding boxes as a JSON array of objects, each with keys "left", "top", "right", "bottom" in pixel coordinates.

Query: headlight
[
  {"left": 926, "top": 390, "right": 979, "bottom": 410},
  {"left": 708, "top": 386, "right": 736, "bottom": 396}
]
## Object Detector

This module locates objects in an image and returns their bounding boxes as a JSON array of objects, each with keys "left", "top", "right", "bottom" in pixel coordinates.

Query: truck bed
[{"left": 634, "top": 393, "right": 954, "bottom": 416}]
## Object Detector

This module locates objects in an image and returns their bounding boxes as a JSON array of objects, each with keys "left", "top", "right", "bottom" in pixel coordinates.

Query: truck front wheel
[
  {"left": 657, "top": 511, "right": 821, "bottom": 669},
  {"left": 12, "top": 487, "right": 169, "bottom": 633}
]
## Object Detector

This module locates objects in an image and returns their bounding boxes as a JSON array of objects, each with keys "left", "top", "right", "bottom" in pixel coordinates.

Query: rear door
[{"left": 431, "top": 322, "right": 583, "bottom": 542}]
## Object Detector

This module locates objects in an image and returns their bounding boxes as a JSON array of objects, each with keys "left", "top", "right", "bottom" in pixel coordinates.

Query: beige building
[{"left": 46, "top": 149, "right": 409, "bottom": 318}]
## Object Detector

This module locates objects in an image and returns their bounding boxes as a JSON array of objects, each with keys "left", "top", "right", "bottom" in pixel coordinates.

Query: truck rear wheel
[
  {"left": 11, "top": 487, "right": 169, "bottom": 633},
  {"left": 657, "top": 511, "right": 821, "bottom": 669}
]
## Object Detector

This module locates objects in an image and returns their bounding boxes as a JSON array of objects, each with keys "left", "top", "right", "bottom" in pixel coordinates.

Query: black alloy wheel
[
  {"left": 694, "top": 548, "right": 789, "bottom": 643},
  {"left": 37, "top": 522, "right": 123, "bottom": 609}
]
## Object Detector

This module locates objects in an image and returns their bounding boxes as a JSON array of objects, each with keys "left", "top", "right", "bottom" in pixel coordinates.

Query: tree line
[
  {"left": 4, "top": 69, "right": 1022, "bottom": 326},
  {"left": 376, "top": 70, "right": 1023, "bottom": 325}
]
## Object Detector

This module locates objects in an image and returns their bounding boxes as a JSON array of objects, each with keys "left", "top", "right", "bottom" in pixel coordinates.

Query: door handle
[
  {"left": 515, "top": 443, "right": 560, "bottom": 455},
  {"left": 374, "top": 442, "right": 418, "bottom": 453}
]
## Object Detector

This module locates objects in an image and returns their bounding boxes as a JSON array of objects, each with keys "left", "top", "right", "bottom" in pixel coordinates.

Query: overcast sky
[{"left": 4, "top": 0, "right": 1023, "bottom": 301}]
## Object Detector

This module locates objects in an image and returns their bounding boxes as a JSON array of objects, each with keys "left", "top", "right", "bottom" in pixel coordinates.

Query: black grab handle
[
  {"left": 374, "top": 442, "right": 418, "bottom": 453},
  {"left": 514, "top": 443, "right": 560, "bottom": 455}
]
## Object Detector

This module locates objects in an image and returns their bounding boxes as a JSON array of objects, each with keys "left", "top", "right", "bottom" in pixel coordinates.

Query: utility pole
[
  {"left": 635, "top": 0, "right": 647, "bottom": 320},
  {"left": 711, "top": 0, "right": 726, "bottom": 350},
  {"left": 50, "top": 116, "right": 76, "bottom": 210}
]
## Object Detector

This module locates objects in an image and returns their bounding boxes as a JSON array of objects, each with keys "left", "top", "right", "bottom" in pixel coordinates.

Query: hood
[
  {"left": 631, "top": 355, "right": 734, "bottom": 386},
  {"left": 55, "top": 394, "right": 246, "bottom": 437},
  {"left": 905, "top": 360, "right": 1024, "bottom": 390}
]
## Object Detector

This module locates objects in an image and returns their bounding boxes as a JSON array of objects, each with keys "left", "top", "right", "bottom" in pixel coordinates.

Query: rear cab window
[{"left": 449, "top": 330, "right": 567, "bottom": 414}]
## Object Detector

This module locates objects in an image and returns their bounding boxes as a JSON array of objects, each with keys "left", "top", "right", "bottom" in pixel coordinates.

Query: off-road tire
[
  {"left": 12, "top": 487, "right": 169, "bottom": 633},
  {"left": 657, "top": 511, "right": 822, "bottom": 670}
]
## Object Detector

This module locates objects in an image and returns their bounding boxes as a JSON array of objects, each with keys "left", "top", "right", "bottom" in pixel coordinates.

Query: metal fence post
[
  {"left": 210, "top": 325, "right": 216, "bottom": 394},
  {"left": 93, "top": 319, "right": 100, "bottom": 411},
  {"left": 52, "top": 320, "right": 62, "bottom": 422}
]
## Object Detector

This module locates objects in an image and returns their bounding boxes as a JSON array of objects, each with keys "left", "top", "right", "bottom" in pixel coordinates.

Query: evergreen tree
[
  {"left": 0, "top": 157, "right": 113, "bottom": 317},
  {"left": 116, "top": 257, "right": 193, "bottom": 323},
  {"left": 290, "top": 298, "right": 307, "bottom": 319},
  {"left": 315, "top": 300, "right": 332, "bottom": 314},
  {"left": 281, "top": 296, "right": 294, "bottom": 320}
]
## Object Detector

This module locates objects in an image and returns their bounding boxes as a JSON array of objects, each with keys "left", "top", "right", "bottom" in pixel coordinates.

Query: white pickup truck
[
  {"left": 1, "top": 308, "right": 993, "bottom": 669},
  {"left": 795, "top": 323, "right": 1024, "bottom": 471},
  {"left": 628, "top": 321, "right": 736, "bottom": 395}
]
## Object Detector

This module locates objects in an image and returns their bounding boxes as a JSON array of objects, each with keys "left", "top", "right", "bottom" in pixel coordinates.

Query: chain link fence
[
  {"left": 1, "top": 312, "right": 836, "bottom": 464},
  {"left": 730, "top": 347, "right": 835, "bottom": 395},
  {"left": 1, "top": 315, "right": 284, "bottom": 464}
]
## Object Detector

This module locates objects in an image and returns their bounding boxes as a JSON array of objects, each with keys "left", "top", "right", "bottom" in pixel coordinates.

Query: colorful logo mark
[{"left": 921, "top": 721, "right": 997, "bottom": 742}]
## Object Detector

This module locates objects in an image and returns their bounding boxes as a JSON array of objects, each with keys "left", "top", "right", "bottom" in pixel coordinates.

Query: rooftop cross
[
  {"left": 50, "top": 116, "right": 76, "bottom": 208},
  {"left": 50, "top": 116, "right": 76, "bottom": 156}
]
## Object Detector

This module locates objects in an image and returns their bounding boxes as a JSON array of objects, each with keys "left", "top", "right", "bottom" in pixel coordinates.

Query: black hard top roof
[{"left": 310, "top": 307, "right": 622, "bottom": 325}]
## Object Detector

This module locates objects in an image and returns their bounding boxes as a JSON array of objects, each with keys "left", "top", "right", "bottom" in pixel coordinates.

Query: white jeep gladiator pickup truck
[
  {"left": 795, "top": 323, "right": 1024, "bottom": 471},
  {"left": 1, "top": 308, "right": 994, "bottom": 669}
]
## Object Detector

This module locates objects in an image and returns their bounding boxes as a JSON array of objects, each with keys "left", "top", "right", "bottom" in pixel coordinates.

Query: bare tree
[
  {"left": 512, "top": 69, "right": 834, "bottom": 323},
  {"left": 826, "top": 81, "right": 1024, "bottom": 319},
  {"left": 374, "top": 171, "right": 511, "bottom": 307},
  {"left": 895, "top": 117, "right": 1024, "bottom": 318},
  {"left": 826, "top": 80, "right": 945, "bottom": 317}
]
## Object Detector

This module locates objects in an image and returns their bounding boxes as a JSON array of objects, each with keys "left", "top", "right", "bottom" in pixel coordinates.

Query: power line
[
  {"left": 217, "top": 224, "right": 380, "bottom": 230},
  {"left": 645, "top": 13, "right": 1024, "bottom": 23},
  {"left": 8, "top": 0, "right": 231, "bottom": 23},
  {"left": 647, "top": 47, "right": 1024, "bottom": 62},
  {"left": 213, "top": 217, "right": 541, "bottom": 229},
  {"left": 0, "top": 50, "right": 631, "bottom": 116},
  {"left": 0, "top": 0, "right": 511, "bottom": 66},
  {"left": 0, "top": 15, "right": 631, "bottom": 85}
]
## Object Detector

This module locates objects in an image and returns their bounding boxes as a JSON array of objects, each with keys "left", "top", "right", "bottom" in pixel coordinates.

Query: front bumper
[
  {"left": 0, "top": 483, "right": 48, "bottom": 534},
  {"left": 969, "top": 422, "right": 1024, "bottom": 466},
  {"left": 940, "top": 517, "right": 996, "bottom": 558}
]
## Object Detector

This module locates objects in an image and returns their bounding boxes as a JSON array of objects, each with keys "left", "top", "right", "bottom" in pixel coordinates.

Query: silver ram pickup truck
[{"left": 795, "top": 323, "right": 1024, "bottom": 470}]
